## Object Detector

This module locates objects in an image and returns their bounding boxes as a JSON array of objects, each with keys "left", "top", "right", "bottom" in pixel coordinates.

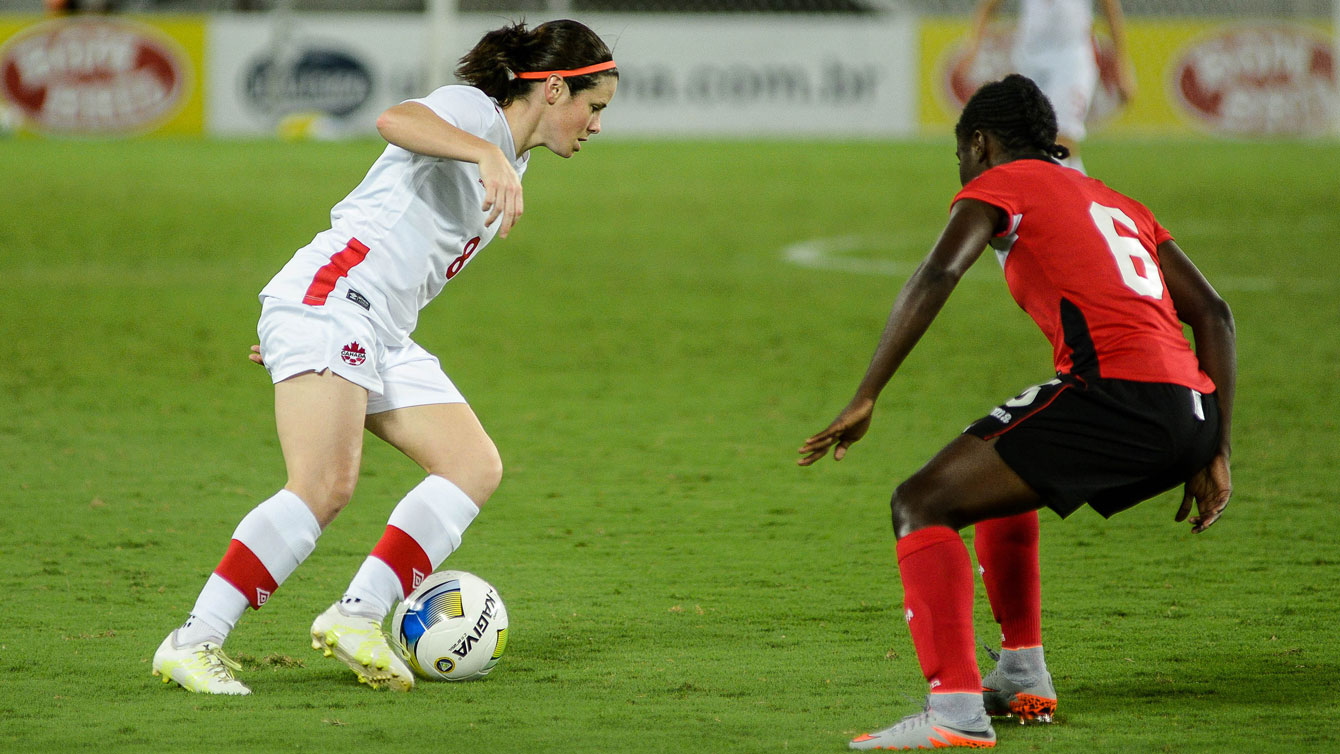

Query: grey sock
[
  {"left": 927, "top": 692, "right": 991, "bottom": 731},
  {"left": 997, "top": 646, "right": 1047, "bottom": 682}
]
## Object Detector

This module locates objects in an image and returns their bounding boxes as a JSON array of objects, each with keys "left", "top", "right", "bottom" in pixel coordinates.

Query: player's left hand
[
  {"left": 479, "top": 148, "right": 524, "bottom": 238},
  {"left": 797, "top": 398, "right": 874, "bottom": 466},
  {"left": 1175, "top": 452, "right": 1231, "bottom": 533},
  {"left": 249, "top": 344, "right": 264, "bottom": 366}
]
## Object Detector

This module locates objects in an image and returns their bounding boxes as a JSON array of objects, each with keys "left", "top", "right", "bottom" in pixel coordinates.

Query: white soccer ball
[{"left": 391, "top": 570, "right": 509, "bottom": 681}]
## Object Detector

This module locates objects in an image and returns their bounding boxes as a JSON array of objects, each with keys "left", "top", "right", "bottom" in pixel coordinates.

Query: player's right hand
[
  {"left": 1175, "top": 452, "right": 1231, "bottom": 533},
  {"left": 797, "top": 398, "right": 875, "bottom": 466},
  {"left": 249, "top": 344, "right": 264, "bottom": 366}
]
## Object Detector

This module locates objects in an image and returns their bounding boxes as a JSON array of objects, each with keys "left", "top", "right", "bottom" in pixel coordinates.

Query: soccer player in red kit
[{"left": 798, "top": 74, "right": 1235, "bottom": 750}]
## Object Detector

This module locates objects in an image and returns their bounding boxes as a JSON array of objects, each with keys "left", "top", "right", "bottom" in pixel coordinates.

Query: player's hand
[
  {"left": 1175, "top": 452, "right": 1231, "bottom": 533},
  {"left": 249, "top": 344, "right": 264, "bottom": 366},
  {"left": 479, "top": 148, "right": 524, "bottom": 238},
  {"left": 797, "top": 397, "right": 874, "bottom": 466}
]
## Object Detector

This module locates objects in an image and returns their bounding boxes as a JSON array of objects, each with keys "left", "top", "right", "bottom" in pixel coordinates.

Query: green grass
[{"left": 1, "top": 135, "right": 1338, "bottom": 752}]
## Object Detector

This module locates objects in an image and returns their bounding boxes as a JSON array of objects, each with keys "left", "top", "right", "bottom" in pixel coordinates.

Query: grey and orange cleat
[
  {"left": 310, "top": 603, "right": 414, "bottom": 691},
  {"left": 981, "top": 664, "right": 1057, "bottom": 724},
  {"left": 152, "top": 632, "right": 251, "bottom": 695},
  {"left": 849, "top": 709, "right": 996, "bottom": 750}
]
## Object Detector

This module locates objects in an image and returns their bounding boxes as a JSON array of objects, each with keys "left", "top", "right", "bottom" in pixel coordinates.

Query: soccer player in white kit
[
  {"left": 958, "top": 0, "right": 1133, "bottom": 174},
  {"left": 151, "top": 19, "right": 617, "bottom": 695}
]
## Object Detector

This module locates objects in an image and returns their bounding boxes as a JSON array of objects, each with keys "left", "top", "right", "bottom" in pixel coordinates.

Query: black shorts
[{"left": 964, "top": 374, "right": 1221, "bottom": 518}]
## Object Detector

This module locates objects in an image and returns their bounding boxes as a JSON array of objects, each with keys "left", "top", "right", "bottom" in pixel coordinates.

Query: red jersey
[{"left": 953, "top": 158, "right": 1215, "bottom": 393}]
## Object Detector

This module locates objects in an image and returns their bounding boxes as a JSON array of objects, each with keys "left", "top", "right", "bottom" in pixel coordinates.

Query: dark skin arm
[
  {"left": 1159, "top": 239, "right": 1235, "bottom": 532},
  {"left": 797, "top": 198, "right": 1002, "bottom": 465}
]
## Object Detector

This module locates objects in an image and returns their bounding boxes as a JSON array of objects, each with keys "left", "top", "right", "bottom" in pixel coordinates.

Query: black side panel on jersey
[{"left": 1059, "top": 297, "right": 1099, "bottom": 379}]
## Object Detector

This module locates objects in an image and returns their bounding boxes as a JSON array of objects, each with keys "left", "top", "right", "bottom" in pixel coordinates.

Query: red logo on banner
[
  {"left": 943, "top": 31, "right": 1124, "bottom": 125},
  {"left": 0, "top": 18, "right": 189, "bottom": 134},
  {"left": 1174, "top": 26, "right": 1335, "bottom": 136}
]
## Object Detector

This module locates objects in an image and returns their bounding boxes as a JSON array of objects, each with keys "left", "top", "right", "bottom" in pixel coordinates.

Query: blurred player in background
[
  {"left": 798, "top": 74, "right": 1234, "bottom": 749},
  {"left": 152, "top": 19, "right": 617, "bottom": 695},
  {"left": 957, "top": 0, "right": 1134, "bottom": 173}
]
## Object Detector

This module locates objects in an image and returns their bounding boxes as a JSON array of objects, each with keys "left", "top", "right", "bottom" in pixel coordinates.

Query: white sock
[
  {"left": 178, "top": 489, "right": 321, "bottom": 644},
  {"left": 340, "top": 475, "right": 479, "bottom": 620}
]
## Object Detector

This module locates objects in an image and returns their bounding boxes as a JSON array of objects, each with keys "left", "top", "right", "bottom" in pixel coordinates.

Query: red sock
[
  {"left": 973, "top": 511, "right": 1042, "bottom": 649},
  {"left": 215, "top": 539, "right": 279, "bottom": 610},
  {"left": 370, "top": 525, "right": 432, "bottom": 598},
  {"left": 896, "top": 526, "right": 981, "bottom": 694}
]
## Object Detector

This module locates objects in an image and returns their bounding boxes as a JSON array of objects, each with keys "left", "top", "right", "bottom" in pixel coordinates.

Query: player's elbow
[
  {"left": 1209, "top": 296, "right": 1234, "bottom": 333},
  {"left": 375, "top": 109, "right": 399, "bottom": 141},
  {"left": 376, "top": 105, "right": 419, "bottom": 144},
  {"left": 1197, "top": 293, "right": 1234, "bottom": 336}
]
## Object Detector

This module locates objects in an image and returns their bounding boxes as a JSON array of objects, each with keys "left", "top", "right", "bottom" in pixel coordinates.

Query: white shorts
[
  {"left": 1014, "top": 45, "right": 1098, "bottom": 141},
  {"left": 257, "top": 297, "right": 466, "bottom": 415}
]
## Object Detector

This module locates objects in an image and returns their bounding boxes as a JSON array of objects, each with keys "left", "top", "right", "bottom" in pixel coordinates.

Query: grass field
[{"left": 2, "top": 135, "right": 1338, "bottom": 753}]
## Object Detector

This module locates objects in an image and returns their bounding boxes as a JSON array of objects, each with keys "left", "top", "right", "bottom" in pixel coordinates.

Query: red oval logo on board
[
  {"left": 943, "top": 31, "right": 1123, "bottom": 125},
  {"left": 1174, "top": 25, "right": 1335, "bottom": 136},
  {"left": 0, "top": 18, "right": 189, "bottom": 134}
]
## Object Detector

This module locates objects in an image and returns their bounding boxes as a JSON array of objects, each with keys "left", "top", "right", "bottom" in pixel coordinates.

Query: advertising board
[
  {"left": 0, "top": 14, "right": 204, "bottom": 136},
  {"left": 920, "top": 17, "right": 1336, "bottom": 137}
]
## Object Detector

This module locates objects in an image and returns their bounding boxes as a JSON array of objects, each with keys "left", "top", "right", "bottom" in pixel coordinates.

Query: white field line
[{"left": 780, "top": 235, "right": 1329, "bottom": 293}]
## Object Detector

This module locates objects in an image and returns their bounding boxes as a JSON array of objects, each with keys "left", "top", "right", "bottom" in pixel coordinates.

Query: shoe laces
[
  {"left": 198, "top": 644, "right": 243, "bottom": 680},
  {"left": 883, "top": 699, "right": 935, "bottom": 734}
]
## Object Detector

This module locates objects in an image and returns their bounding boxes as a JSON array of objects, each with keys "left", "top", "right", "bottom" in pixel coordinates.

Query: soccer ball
[{"left": 390, "top": 570, "right": 509, "bottom": 681}]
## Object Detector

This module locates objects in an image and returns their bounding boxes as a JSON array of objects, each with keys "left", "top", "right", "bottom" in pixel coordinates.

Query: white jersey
[
  {"left": 1016, "top": 0, "right": 1094, "bottom": 53},
  {"left": 260, "top": 85, "right": 528, "bottom": 346}
]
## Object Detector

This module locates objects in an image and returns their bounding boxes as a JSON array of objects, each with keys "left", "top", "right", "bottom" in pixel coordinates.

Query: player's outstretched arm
[
  {"left": 1099, "top": 0, "right": 1136, "bottom": 103},
  {"left": 797, "top": 199, "right": 1000, "bottom": 466},
  {"left": 956, "top": 0, "right": 1005, "bottom": 78},
  {"left": 376, "top": 102, "right": 524, "bottom": 237},
  {"left": 1160, "top": 238, "right": 1236, "bottom": 532}
]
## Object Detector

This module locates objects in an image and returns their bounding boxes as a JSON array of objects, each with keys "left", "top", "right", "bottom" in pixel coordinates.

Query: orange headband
[{"left": 514, "top": 60, "right": 618, "bottom": 80}]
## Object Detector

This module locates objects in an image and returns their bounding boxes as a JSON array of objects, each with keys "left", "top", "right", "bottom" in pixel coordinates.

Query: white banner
[
  {"left": 207, "top": 13, "right": 426, "bottom": 138},
  {"left": 566, "top": 15, "right": 918, "bottom": 137},
  {"left": 205, "top": 12, "right": 918, "bottom": 138}
]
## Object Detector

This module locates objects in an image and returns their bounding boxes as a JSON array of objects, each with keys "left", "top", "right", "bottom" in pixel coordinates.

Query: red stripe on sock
[
  {"left": 370, "top": 525, "right": 431, "bottom": 598},
  {"left": 215, "top": 539, "right": 279, "bottom": 610},
  {"left": 896, "top": 526, "right": 981, "bottom": 694},
  {"left": 974, "top": 511, "right": 1043, "bottom": 649}
]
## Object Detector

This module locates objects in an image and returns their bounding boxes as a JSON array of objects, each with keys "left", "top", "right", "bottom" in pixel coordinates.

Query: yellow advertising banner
[
  {"left": 0, "top": 14, "right": 205, "bottom": 136},
  {"left": 920, "top": 18, "right": 1337, "bottom": 137}
]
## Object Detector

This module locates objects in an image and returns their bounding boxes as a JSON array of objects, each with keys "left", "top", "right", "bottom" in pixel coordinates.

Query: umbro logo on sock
[
  {"left": 412, "top": 569, "right": 426, "bottom": 589},
  {"left": 256, "top": 588, "right": 271, "bottom": 606}
]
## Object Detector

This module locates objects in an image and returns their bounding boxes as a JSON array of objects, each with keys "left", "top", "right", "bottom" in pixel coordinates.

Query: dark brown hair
[
  {"left": 455, "top": 20, "right": 617, "bottom": 106},
  {"left": 955, "top": 74, "right": 1070, "bottom": 161}
]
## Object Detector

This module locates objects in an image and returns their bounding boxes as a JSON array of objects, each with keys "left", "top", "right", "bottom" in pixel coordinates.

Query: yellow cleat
[
  {"left": 309, "top": 603, "right": 414, "bottom": 691},
  {"left": 152, "top": 632, "right": 251, "bottom": 695}
]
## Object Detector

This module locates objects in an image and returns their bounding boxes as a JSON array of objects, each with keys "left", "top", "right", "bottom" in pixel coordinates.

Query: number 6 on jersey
[{"left": 1090, "top": 202, "right": 1164, "bottom": 299}]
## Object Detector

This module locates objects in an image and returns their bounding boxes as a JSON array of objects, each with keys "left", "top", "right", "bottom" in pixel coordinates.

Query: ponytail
[
  {"left": 956, "top": 74, "right": 1066, "bottom": 161},
  {"left": 455, "top": 20, "right": 616, "bottom": 106}
]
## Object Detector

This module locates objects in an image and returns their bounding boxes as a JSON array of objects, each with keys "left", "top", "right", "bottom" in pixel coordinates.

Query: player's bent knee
[
  {"left": 434, "top": 439, "right": 502, "bottom": 508},
  {"left": 288, "top": 469, "right": 359, "bottom": 525},
  {"left": 890, "top": 476, "right": 959, "bottom": 537},
  {"left": 471, "top": 447, "right": 503, "bottom": 505}
]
